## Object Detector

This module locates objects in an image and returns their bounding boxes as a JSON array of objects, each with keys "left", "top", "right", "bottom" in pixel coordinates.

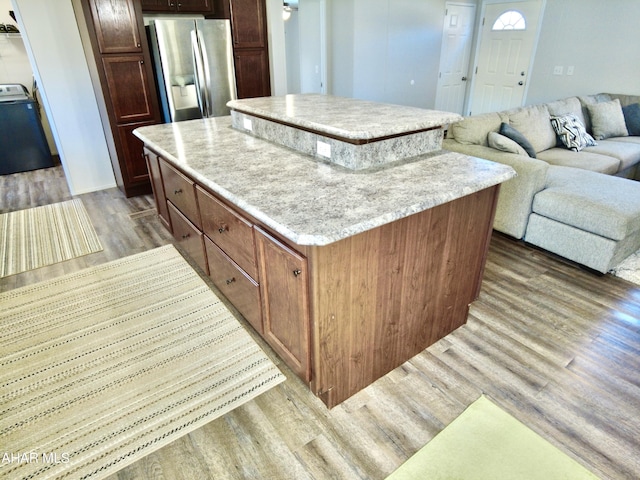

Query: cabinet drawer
[
  {"left": 160, "top": 161, "right": 201, "bottom": 229},
  {"left": 197, "top": 186, "right": 257, "bottom": 279},
  {"left": 168, "top": 202, "right": 208, "bottom": 274},
  {"left": 205, "top": 237, "right": 262, "bottom": 334}
]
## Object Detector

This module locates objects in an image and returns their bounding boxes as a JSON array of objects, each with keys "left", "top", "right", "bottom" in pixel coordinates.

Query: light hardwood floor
[{"left": 2, "top": 166, "right": 639, "bottom": 479}]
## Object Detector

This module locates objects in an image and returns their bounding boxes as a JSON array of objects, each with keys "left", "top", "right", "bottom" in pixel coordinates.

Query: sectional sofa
[{"left": 443, "top": 93, "right": 640, "bottom": 273}]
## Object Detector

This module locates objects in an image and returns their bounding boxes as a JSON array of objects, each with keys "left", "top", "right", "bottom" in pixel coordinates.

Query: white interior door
[
  {"left": 435, "top": 3, "right": 476, "bottom": 114},
  {"left": 468, "top": 0, "right": 543, "bottom": 115}
]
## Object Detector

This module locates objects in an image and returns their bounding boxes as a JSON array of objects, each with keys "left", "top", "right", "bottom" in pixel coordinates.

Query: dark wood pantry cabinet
[
  {"left": 229, "top": 0, "right": 271, "bottom": 98},
  {"left": 79, "top": 0, "right": 271, "bottom": 197},
  {"left": 80, "top": 0, "right": 161, "bottom": 197}
]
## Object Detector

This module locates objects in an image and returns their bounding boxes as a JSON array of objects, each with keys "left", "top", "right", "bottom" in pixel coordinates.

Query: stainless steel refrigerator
[{"left": 148, "top": 19, "right": 237, "bottom": 123}]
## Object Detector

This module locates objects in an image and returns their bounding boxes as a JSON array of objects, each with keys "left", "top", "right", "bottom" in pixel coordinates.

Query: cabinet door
[
  {"left": 255, "top": 227, "right": 310, "bottom": 381},
  {"left": 229, "top": 0, "right": 266, "bottom": 48},
  {"left": 178, "top": 0, "right": 215, "bottom": 13},
  {"left": 144, "top": 148, "right": 171, "bottom": 230},
  {"left": 141, "top": 0, "right": 173, "bottom": 12},
  {"left": 90, "top": 0, "right": 142, "bottom": 54},
  {"left": 103, "top": 55, "right": 156, "bottom": 123},
  {"left": 116, "top": 122, "right": 155, "bottom": 195},
  {"left": 234, "top": 49, "right": 271, "bottom": 98}
]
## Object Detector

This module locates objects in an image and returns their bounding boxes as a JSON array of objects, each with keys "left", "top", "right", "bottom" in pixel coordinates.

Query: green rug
[{"left": 386, "top": 395, "right": 600, "bottom": 480}]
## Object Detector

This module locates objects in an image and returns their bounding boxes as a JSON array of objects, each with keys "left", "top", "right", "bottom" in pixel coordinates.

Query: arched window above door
[{"left": 492, "top": 10, "right": 526, "bottom": 30}]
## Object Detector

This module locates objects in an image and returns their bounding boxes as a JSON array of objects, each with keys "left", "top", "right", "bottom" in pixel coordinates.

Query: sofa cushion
[
  {"left": 508, "top": 104, "right": 557, "bottom": 153},
  {"left": 587, "top": 99, "right": 629, "bottom": 140},
  {"left": 449, "top": 112, "right": 503, "bottom": 146},
  {"left": 499, "top": 123, "right": 536, "bottom": 157},
  {"left": 622, "top": 103, "right": 640, "bottom": 135},
  {"left": 532, "top": 166, "right": 640, "bottom": 241},
  {"left": 583, "top": 139, "right": 640, "bottom": 171},
  {"left": 536, "top": 148, "right": 620, "bottom": 174},
  {"left": 487, "top": 131, "right": 528, "bottom": 155},
  {"left": 546, "top": 97, "right": 586, "bottom": 125},
  {"left": 549, "top": 114, "right": 597, "bottom": 151},
  {"left": 579, "top": 94, "right": 612, "bottom": 132}
]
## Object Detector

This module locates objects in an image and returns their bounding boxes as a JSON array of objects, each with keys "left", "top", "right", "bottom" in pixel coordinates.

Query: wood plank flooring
[{"left": 2, "top": 166, "right": 639, "bottom": 479}]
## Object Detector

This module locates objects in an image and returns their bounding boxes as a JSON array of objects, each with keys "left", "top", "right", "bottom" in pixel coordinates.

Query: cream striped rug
[
  {"left": 0, "top": 245, "right": 285, "bottom": 480},
  {"left": 0, "top": 199, "right": 103, "bottom": 278}
]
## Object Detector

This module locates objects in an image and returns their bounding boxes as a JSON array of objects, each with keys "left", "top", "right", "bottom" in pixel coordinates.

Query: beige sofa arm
[{"left": 443, "top": 139, "right": 549, "bottom": 239}]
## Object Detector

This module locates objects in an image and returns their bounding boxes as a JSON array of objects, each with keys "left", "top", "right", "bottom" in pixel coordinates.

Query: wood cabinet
[
  {"left": 102, "top": 55, "right": 156, "bottom": 123},
  {"left": 256, "top": 227, "right": 310, "bottom": 381},
  {"left": 229, "top": 0, "right": 271, "bottom": 98},
  {"left": 89, "top": 0, "right": 142, "bottom": 54},
  {"left": 81, "top": 0, "right": 161, "bottom": 197},
  {"left": 144, "top": 147, "right": 170, "bottom": 230},
  {"left": 142, "top": 146, "right": 499, "bottom": 408},
  {"left": 141, "top": 0, "right": 215, "bottom": 14},
  {"left": 80, "top": 0, "right": 269, "bottom": 197}
]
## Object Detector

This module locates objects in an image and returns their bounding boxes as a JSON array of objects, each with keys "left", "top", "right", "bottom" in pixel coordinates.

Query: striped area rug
[
  {"left": 0, "top": 199, "right": 103, "bottom": 278},
  {"left": 0, "top": 245, "right": 285, "bottom": 480}
]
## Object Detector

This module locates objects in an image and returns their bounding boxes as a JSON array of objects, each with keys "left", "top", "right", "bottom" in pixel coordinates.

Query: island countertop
[
  {"left": 227, "top": 93, "right": 463, "bottom": 142},
  {"left": 134, "top": 116, "right": 516, "bottom": 246}
]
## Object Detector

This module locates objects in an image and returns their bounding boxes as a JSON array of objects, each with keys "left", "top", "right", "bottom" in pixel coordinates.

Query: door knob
[
  {"left": 461, "top": 76, "right": 468, "bottom": 81},
  {"left": 518, "top": 81, "right": 524, "bottom": 86}
]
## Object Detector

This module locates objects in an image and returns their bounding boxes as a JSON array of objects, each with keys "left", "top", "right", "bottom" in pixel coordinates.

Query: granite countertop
[
  {"left": 134, "top": 117, "right": 515, "bottom": 246},
  {"left": 227, "top": 94, "right": 463, "bottom": 142}
]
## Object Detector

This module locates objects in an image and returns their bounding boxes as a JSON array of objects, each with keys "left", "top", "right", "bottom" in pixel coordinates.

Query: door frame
[{"left": 466, "top": 0, "right": 546, "bottom": 115}]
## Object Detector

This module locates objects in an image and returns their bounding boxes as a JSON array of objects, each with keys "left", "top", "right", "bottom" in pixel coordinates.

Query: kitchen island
[{"left": 134, "top": 95, "right": 515, "bottom": 408}]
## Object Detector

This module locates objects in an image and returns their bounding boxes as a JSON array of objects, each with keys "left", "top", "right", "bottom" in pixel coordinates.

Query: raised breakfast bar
[{"left": 134, "top": 94, "right": 515, "bottom": 408}]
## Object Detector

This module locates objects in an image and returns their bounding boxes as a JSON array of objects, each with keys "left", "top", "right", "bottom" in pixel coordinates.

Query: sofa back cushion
[
  {"left": 579, "top": 94, "right": 612, "bottom": 132},
  {"left": 586, "top": 98, "right": 629, "bottom": 140},
  {"left": 507, "top": 104, "right": 557, "bottom": 153},
  {"left": 546, "top": 97, "right": 585, "bottom": 124},
  {"left": 449, "top": 112, "right": 503, "bottom": 146}
]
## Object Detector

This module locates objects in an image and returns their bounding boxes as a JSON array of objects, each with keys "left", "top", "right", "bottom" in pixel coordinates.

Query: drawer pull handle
[
  {"left": 218, "top": 226, "right": 227, "bottom": 234},
  {"left": 174, "top": 188, "right": 183, "bottom": 195},
  {"left": 226, "top": 277, "right": 236, "bottom": 285},
  {"left": 293, "top": 269, "right": 302, "bottom": 277},
  {"left": 181, "top": 233, "right": 190, "bottom": 239}
]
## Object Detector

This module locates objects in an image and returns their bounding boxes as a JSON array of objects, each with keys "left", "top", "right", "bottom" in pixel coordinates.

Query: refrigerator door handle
[
  {"left": 197, "top": 29, "right": 214, "bottom": 118},
  {"left": 191, "top": 30, "right": 209, "bottom": 117}
]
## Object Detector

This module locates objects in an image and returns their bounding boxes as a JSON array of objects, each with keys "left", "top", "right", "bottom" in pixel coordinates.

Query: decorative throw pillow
[
  {"left": 498, "top": 122, "right": 536, "bottom": 158},
  {"left": 586, "top": 99, "right": 629, "bottom": 140},
  {"left": 622, "top": 102, "right": 640, "bottom": 136},
  {"left": 549, "top": 114, "right": 597, "bottom": 152},
  {"left": 487, "top": 131, "right": 528, "bottom": 156}
]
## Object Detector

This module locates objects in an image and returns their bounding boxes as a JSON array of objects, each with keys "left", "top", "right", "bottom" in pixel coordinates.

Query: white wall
[
  {"left": 12, "top": 0, "right": 116, "bottom": 195},
  {"left": 327, "top": 0, "right": 460, "bottom": 109},
  {"left": 0, "top": 0, "right": 31, "bottom": 91},
  {"left": 265, "top": 0, "right": 288, "bottom": 95},
  {"left": 526, "top": 0, "right": 640, "bottom": 104}
]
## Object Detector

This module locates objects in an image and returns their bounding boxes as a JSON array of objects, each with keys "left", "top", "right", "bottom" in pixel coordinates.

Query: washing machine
[{"left": 0, "top": 83, "right": 54, "bottom": 175}]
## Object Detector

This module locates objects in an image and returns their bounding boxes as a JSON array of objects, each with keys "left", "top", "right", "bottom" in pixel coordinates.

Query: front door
[
  {"left": 468, "top": 0, "right": 543, "bottom": 115},
  {"left": 435, "top": 3, "right": 476, "bottom": 114}
]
